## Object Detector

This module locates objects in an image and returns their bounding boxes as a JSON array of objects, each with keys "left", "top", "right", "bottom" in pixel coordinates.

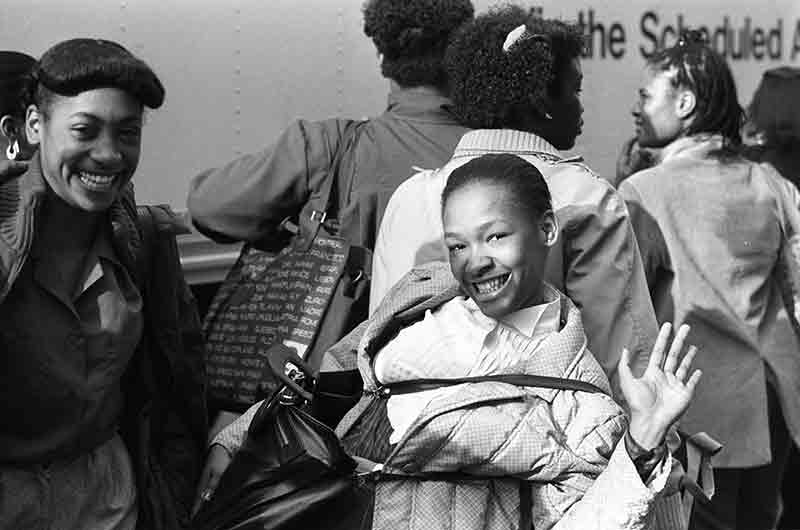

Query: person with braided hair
[{"left": 618, "top": 31, "right": 800, "bottom": 530}]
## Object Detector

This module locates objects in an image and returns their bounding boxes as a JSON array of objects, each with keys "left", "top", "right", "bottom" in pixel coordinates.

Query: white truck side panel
[{"left": 3, "top": 1, "right": 799, "bottom": 282}]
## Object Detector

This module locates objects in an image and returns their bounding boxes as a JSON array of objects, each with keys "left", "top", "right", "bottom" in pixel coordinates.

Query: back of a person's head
[
  {"left": 647, "top": 30, "right": 743, "bottom": 147},
  {"left": 0, "top": 51, "right": 36, "bottom": 118},
  {"left": 748, "top": 67, "right": 800, "bottom": 149},
  {"left": 363, "top": 0, "right": 474, "bottom": 88},
  {"left": 30, "top": 38, "right": 164, "bottom": 114},
  {"left": 444, "top": 5, "right": 583, "bottom": 129}
]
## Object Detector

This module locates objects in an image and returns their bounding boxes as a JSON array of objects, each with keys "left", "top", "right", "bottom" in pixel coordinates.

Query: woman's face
[
  {"left": 443, "top": 182, "right": 554, "bottom": 319},
  {"left": 632, "top": 67, "right": 685, "bottom": 148},
  {"left": 544, "top": 57, "right": 584, "bottom": 150},
  {"left": 27, "top": 87, "right": 143, "bottom": 212}
]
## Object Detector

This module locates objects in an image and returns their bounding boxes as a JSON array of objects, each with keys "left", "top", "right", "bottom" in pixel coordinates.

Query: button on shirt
[{"left": 0, "top": 221, "right": 143, "bottom": 464}]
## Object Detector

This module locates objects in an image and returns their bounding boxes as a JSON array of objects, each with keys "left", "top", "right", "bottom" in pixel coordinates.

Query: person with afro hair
[
  {"left": 188, "top": 0, "right": 473, "bottom": 257},
  {"left": 373, "top": 4, "right": 658, "bottom": 410},
  {"left": 189, "top": 0, "right": 474, "bottom": 509},
  {"left": 363, "top": 0, "right": 474, "bottom": 89}
]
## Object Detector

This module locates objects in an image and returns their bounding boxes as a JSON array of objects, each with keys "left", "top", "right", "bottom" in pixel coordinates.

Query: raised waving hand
[{"left": 619, "top": 323, "right": 702, "bottom": 449}]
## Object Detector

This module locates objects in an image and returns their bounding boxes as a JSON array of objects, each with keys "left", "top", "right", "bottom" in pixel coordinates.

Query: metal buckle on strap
[{"left": 310, "top": 210, "right": 327, "bottom": 224}]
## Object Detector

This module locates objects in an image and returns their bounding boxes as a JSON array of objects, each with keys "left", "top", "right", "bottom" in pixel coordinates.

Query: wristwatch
[{"left": 624, "top": 430, "right": 667, "bottom": 480}]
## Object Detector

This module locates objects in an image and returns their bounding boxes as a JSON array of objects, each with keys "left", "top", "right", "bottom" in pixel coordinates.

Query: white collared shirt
[{"left": 374, "top": 284, "right": 561, "bottom": 443}]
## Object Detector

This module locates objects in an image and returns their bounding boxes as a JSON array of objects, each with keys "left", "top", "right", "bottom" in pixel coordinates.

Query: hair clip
[
  {"left": 503, "top": 25, "right": 528, "bottom": 52},
  {"left": 502, "top": 24, "right": 551, "bottom": 53}
]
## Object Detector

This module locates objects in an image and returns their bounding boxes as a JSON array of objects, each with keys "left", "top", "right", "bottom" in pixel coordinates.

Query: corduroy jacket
[{"left": 619, "top": 135, "right": 800, "bottom": 468}]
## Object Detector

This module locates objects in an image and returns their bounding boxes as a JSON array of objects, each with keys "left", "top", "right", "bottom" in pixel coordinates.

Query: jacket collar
[
  {"left": 660, "top": 133, "right": 725, "bottom": 163},
  {"left": 452, "top": 129, "right": 566, "bottom": 163},
  {"left": 0, "top": 153, "right": 142, "bottom": 301},
  {"left": 385, "top": 83, "right": 460, "bottom": 124}
]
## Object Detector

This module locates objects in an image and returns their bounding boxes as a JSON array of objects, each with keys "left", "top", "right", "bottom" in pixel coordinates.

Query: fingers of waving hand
[
  {"left": 662, "top": 324, "right": 690, "bottom": 374},
  {"left": 621, "top": 322, "right": 702, "bottom": 419},
  {"left": 675, "top": 345, "right": 702, "bottom": 394},
  {"left": 647, "top": 322, "right": 673, "bottom": 374},
  {"left": 650, "top": 323, "right": 701, "bottom": 393}
]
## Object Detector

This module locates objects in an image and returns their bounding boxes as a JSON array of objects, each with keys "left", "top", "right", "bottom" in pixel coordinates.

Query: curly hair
[
  {"left": 648, "top": 30, "right": 743, "bottom": 147},
  {"left": 442, "top": 153, "right": 552, "bottom": 224},
  {"left": 29, "top": 38, "right": 164, "bottom": 116},
  {"left": 444, "top": 5, "right": 584, "bottom": 129},
  {"left": 363, "top": 0, "right": 474, "bottom": 87}
]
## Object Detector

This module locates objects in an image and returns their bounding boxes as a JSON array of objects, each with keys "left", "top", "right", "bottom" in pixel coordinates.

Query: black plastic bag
[{"left": 192, "top": 387, "right": 375, "bottom": 530}]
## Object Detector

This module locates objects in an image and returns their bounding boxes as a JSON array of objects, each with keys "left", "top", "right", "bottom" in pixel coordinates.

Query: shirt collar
[
  {"left": 93, "top": 221, "right": 121, "bottom": 266},
  {"left": 660, "top": 133, "right": 725, "bottom": 163},
  {"left": 463, "top": 283, "right": 562, "bottom": 338},
  {"left": 385, "top": 83, "right": 460, "bottom": 124},
  {"left": 453, "top": 129, "right": 566, "bottom": 161},
  {"left": 501, "top": 283, "right": 561, "bottom": 337}
]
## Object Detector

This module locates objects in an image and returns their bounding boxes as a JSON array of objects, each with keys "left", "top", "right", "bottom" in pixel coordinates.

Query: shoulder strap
[
  {"left": 136, "top": 204, "right": 190, "bottom": 288},
  {"left": 135, "top": 205, "right": 156, "bottom": 291},
  {"left": 386, "top": 373, "right": 604, "bottom": 396},
  {"left": 304, "top": 119, "right": 365, "bottom": 225}
]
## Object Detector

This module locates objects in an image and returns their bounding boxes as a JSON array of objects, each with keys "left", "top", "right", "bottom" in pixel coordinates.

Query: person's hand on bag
[
  {"left": 0, "top": 159, "right": 27, "bottom": 185},
  {"left": 192, "top": 443, "right": 232, "bottom": 516},
  {"left": 619, "top": 322, "right": 702, "bottom": 449}
]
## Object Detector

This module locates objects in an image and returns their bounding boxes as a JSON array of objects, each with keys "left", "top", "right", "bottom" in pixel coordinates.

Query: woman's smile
[
  {"left": 77, "top": 170, "right": 122, "bottom": 192},
  {"left": 472, "top": 272, "right": 511, "bottom": 297}
]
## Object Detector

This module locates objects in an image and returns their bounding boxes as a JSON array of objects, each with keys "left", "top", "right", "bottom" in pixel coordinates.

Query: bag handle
[
  {"left": 383, "top": 373, "right": 605, "bottom": 396},
  {"left": 680, "top": 431, "right": 723, "bottom": 521},
  {"left": 294, "top": 120, "right": 364, "bottom": 237}
]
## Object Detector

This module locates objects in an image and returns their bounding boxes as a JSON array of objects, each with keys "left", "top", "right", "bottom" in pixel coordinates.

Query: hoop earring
[{"left": 5, "top": 140, "right": 19, "bottom": 161}]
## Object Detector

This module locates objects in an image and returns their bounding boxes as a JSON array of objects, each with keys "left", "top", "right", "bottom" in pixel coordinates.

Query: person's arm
[
  {"left": 548, "top": 323, "right": 700, "bottom": 530},
  {"left": 617, "top": 179, "right": 668, "bottom": 292},
  {"left": 192, "top": 399, "right": 262, "bottom": 515},
  {"left": 187, "top": 118, "right": 349, "bottom": 248},
  {"left": 764, "top": 170, "right": 800, "bottom": 339},
  {"left": 561, "top": 183, "right": 658, "bottom": 396}
]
